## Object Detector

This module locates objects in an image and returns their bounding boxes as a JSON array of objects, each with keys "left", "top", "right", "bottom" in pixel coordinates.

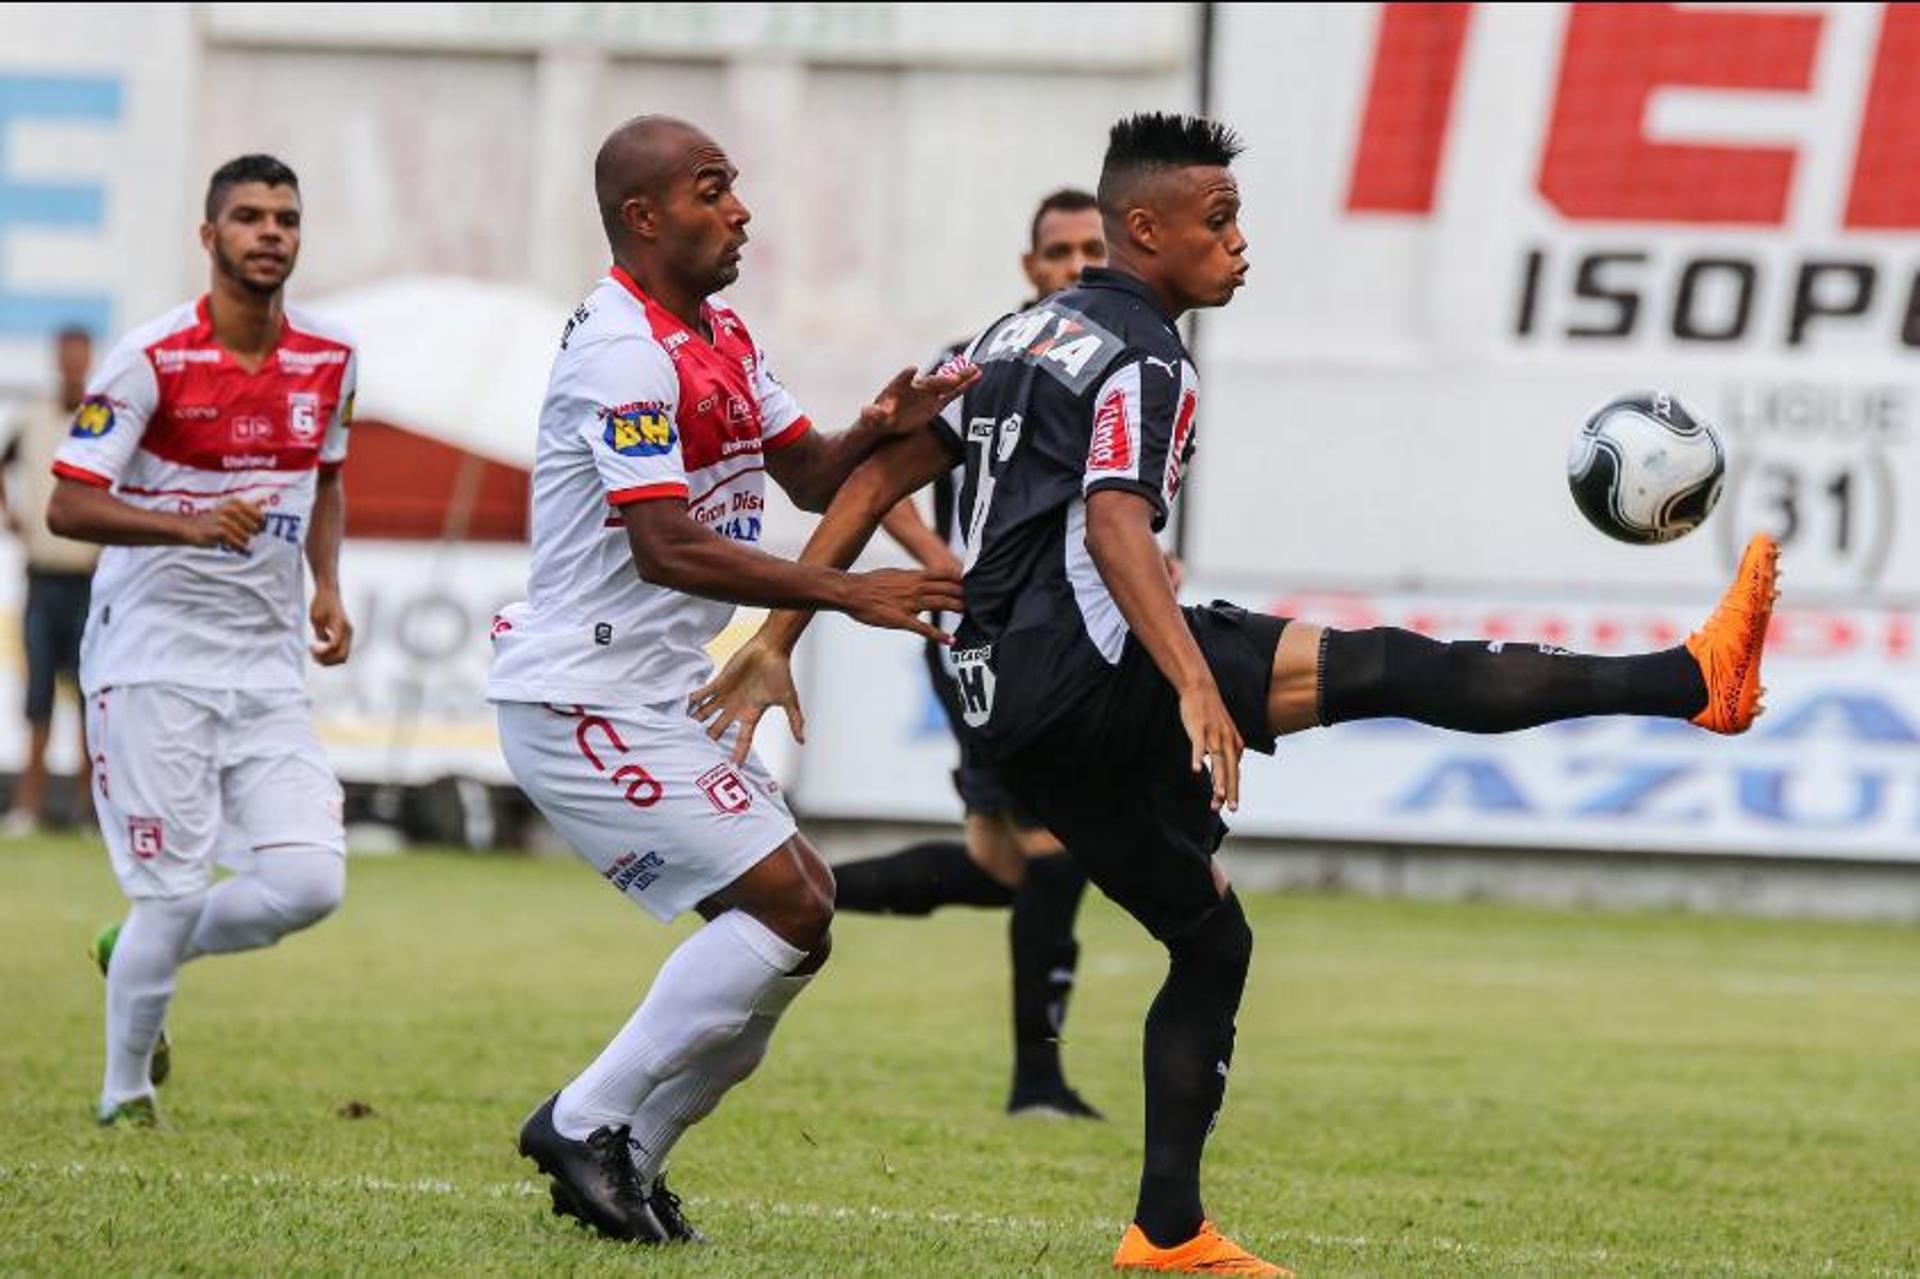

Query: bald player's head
[{"left": 594, "top": 115, "right": 752, "bottom": 299}]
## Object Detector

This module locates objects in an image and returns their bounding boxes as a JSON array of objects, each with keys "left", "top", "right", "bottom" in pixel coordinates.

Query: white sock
[
  {"left": 628, "top": 970, "right": 812, "bottom": 1183},
  {"left": 183, "top": 848, "right": 345, "bottom": 959},
  {"left": 102, "top": 893, "right": 205, "bottom": 1107},
  {"left": 553, "top": 910, "right": 807, "bottom": 1140}
]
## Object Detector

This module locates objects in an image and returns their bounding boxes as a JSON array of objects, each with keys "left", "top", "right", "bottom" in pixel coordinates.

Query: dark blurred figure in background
[{"left": 0, "top": 326, "right": 100, "bottom": 834}]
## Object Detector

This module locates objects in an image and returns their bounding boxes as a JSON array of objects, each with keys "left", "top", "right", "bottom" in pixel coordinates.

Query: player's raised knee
[{"left": 261, "top": 849, "right": 347, "bottom": 932}]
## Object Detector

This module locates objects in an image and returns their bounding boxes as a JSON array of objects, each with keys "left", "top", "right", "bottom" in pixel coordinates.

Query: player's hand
[
  {"left": 859, "top": 359, "right": 981, "bottom": 436},
  {"left": 309, "top": 585, "right": 354, "bottom": 666},
  {"left": 840, "top": 567, "right": 965, "bottom": 642},
  {"left": 189, "top": 498, "right": 267, "bottom": 553},
  {"left": 1178, "top": 678, "right": 1243, "bottom": 813},
  {"left": 688, "top": 638, "right": 805, "bottom": 765}
]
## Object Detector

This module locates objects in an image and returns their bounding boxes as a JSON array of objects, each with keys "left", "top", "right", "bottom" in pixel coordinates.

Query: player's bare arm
[
  {"left": 46, "top": 479, "right": 264, "bottom": 552},
  {"left": 620, "top": 493, "right": 959, "bottom": 640},
  {"left": 880, "top": 494, "right": 962, "bottom": 576},
  {"left": 767, "top": 362, "right": 979, "bottom": 511},
  {"left": 306, "top": 467, "right": 352, "bottom": 666},
  {"left": 1084, "top": 488, "right": 1241, "bottom": 813}
]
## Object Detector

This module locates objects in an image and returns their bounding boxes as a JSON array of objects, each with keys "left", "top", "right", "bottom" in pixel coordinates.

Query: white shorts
[
  {"left": 496, "top": 700, "right": 798, "bottom": 922},
  {"left": 88, "top": 684, "right": 346, "bottom": 900}
]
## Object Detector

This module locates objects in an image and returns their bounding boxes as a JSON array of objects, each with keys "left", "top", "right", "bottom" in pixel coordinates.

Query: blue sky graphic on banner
[{"left": 0, "top": 74, "right": 122, "bottom": 337}]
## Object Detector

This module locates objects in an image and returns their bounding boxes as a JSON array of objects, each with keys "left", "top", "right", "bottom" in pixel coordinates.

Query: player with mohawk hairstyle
[{"left": 694, "top": 111, "right": 1778, "bottom": 1274}]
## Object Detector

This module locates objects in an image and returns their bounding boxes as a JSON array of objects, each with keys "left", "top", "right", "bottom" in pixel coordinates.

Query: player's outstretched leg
[
  {"left": 831, "top": 838, "right": 1014, "bottom": 915},
  {"left": 1006, "top": 850, "right": 1100, "bottom": 1119},
  {"left": 1274, "top": 533, "right": 1779, "bottom": 738}
]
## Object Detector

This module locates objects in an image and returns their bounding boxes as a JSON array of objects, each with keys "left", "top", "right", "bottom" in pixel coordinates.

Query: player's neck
[
  {"left": 615, "top": 256, "right": 711, "bottom": 342},
  {"left": 1102, "top": 255, "right": 1186, "bottom": 322},
  {"left": 207, "top": 278, "right": 285, "bottom": 361}
]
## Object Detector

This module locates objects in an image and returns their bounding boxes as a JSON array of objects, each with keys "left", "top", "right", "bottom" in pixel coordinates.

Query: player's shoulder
[
  {"left": 556, "top": 279, "right": 644, "bottom": 354},
  {"left": 970, "top": 285, "right": 1138, "bottom": 396},
  {"left": 282, "top": 303, "right": 357, "bottom": 354},
  {"left": 109, "top": 299, "right": 204, "bottom": 361},
  {"left": 551, "top": 279, "right": 676, "bottom": 389}
]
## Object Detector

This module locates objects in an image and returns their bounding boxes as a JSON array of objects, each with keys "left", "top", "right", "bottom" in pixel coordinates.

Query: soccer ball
[{"left": 1566, "top": 392, "right": 1725, "bottom": 544}]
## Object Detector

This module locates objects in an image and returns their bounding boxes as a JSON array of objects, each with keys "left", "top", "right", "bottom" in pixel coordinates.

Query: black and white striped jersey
[{"left": 933, "top": 267, "right": 1199, "bottom": 755}]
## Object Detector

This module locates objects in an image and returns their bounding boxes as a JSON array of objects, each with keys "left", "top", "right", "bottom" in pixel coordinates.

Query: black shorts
[
  {"left": 23, "top": 570, "right": 90, "bottom": 723},
  {"left": 1001, "top": 601, "right": 1287, "bottom": 941},
  {"left": 923, "top": 639, "right": 1040, "bottom": 824}
]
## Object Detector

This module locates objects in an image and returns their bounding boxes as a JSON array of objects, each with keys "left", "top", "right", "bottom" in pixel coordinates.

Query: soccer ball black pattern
[{"left": 1567, "top": 392, "right": 1725, "bottom": 545}]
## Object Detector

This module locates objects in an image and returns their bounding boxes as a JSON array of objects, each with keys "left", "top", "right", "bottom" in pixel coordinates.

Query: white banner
[{"left": 1202, "top": 3, "right": 1920, "bottom": 600}]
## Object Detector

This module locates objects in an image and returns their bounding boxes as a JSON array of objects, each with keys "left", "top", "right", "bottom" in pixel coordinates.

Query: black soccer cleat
[
  {"left": 1006, "top": 1078, "right": 1105, "bottom": 1121},
  {"left": 646, "top": 1173, "right": 707, "bottom": 1243},
  {"left": 517, "top": 1094, "right": 667, "bottom": 1243}
]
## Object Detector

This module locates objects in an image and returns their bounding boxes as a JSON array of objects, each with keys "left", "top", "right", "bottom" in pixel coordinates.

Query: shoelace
[
  {"left": 649, "top": 1179, "right": 693, "bottom": 1235},
  {"left": 584, "top": 1125, "right": 653, "bottom": 1215}
]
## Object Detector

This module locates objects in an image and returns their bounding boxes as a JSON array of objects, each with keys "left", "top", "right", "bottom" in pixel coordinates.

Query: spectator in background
[{"left": 0, "top": 326, "right": 100, "bottom": 834}]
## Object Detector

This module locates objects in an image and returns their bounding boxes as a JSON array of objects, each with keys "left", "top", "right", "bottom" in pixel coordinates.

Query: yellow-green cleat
[
  {"left": 90, "top": 921, "right": 171, "bottom": 1086},
  {"left": 96, "top": 1095, "right": 160, "bottom": 1128}
]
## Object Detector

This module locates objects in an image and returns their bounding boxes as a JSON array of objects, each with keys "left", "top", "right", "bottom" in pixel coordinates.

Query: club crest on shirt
[
  {"left": 288, "top": 392, "right": 321, "bottom": 440},
  {"left": 70, "top": 395, "right": 116, "bottom": 439},
  {"left": 602, "top": 401, "right": 676, "bottom": 457}
]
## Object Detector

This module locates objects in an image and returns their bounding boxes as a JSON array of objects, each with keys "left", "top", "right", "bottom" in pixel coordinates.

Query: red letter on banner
[
  {"left": 1345, "top": 3, "right": 1473, "bottom": 215},
  {"left": 1539, "top": 3, "right": 1821, "bottom": 224},
  {"left": 1846, "top": 5, "right": 1920, "bottom": 229}
]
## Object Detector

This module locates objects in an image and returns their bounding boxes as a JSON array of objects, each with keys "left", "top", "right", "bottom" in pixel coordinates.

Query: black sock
[
  {"left": 1009, "top": 852, "right": 1088, "bottom": 1089},
  {"left": 831, "top": 841, "right": 1014, "bottom": 915},
  {"left": 1135, "top": 892, "right": 1252, "bottom": 1249},
  {"left": 1318, "top": 627, "right": 1707, "bottom": 732}
]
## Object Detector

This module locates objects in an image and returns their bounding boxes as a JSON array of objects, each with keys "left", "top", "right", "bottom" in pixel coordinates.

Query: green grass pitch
[{"left": 3, "top": 834, "right": 1918, "bottom": 1277}]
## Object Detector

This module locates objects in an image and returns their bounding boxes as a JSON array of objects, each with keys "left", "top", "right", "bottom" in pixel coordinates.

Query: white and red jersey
[
  {"left": 487, "top": 267, "right": 811, "bottom": 707},
  {"left": 54, "top": 297, "right": 354, "bottom": 695}
]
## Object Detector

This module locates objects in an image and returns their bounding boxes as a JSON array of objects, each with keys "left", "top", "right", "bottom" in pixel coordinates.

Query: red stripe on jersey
[
  {"left": 607, "top": 481, "right": 689, "bottom": 506},
  {"left": 51, "top": 460, "right": 112, "bottom": 489},
  {"left": 764, "top": 414, "right": 810, "bottom": 452},
  {"left": 117, "top": 479, "right": 296, "bottom": 500}
]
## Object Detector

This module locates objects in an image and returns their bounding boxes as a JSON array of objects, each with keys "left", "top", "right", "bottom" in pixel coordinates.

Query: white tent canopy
[{"left": 309, "top": 276, "right": 569, "bottom": 470}]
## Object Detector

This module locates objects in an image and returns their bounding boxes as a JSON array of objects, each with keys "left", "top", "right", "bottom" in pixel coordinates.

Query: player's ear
[
  {"left": 1020, "top": 250, "right": 1044, "bottom": 293},
  {"left": 1123, "top": 204, "right": 1159, "bottom": 255},
  {"left": 620, "top": 195, "right": 659, "bottom": 242},
  {"left": 198, "top": 221, "right": 215, "bottom": 254}
]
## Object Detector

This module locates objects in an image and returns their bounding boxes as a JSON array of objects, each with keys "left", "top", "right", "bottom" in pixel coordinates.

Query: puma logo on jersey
[{"left": 1143, "top": 356, "right": 1179, "bottom": 377}]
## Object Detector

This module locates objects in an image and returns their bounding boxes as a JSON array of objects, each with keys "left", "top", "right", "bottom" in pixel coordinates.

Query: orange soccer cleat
[
  {"left": 1112, "top": 1220, "right": 1294, "bottom": 1276},
  {"left": 1685, "top": 532, "right": 1780, "bottom": 735}
]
